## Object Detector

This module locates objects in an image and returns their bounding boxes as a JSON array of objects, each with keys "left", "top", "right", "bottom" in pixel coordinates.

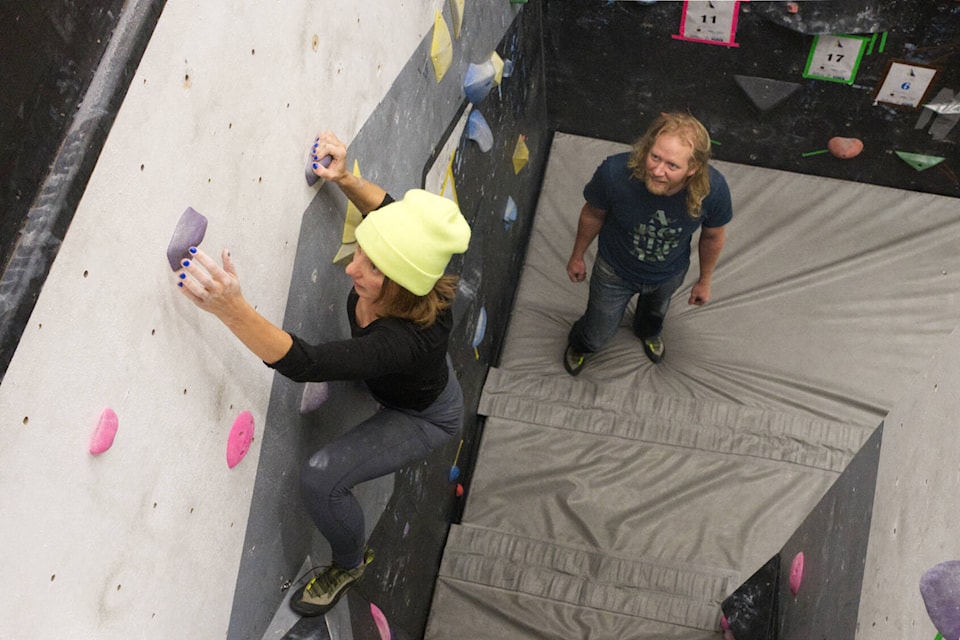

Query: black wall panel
[
  {"left": 544, "top": 0, "right": 959, "bottom": 197},
  {"left": 0, "top": 1, "right": 125, "bottom": 265}
]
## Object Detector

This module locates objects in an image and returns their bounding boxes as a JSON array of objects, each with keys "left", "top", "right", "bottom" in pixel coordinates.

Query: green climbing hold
[{"left": 895, "top": 151, "right": 945, "bottom": 172}]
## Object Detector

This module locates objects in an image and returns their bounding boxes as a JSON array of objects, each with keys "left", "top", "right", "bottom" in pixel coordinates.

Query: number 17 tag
[{"left": 803, "top": 34, "right": 869, "bottom": 85}]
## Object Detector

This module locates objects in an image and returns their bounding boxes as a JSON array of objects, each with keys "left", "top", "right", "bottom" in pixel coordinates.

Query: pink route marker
[
  {"left": 89, "top": 407, "right": 119, "bottom": 454},
  {"left": 226, "top": 411, "right": 255, "bottom": 469}
]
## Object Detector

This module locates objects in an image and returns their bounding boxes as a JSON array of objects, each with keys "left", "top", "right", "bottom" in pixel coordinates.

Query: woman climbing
[{"left": 175, "top": 131, "right": 470, "bottom": 616}]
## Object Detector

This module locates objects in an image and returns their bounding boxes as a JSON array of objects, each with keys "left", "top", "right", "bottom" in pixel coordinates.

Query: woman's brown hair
[{"left": 375, "top": 274, "right": 459, "bottom": 327}]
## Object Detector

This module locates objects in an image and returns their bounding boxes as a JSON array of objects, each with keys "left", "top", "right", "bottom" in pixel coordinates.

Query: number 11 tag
[{"left": 673, "top": 0, "right": 743, "bottom": 47}]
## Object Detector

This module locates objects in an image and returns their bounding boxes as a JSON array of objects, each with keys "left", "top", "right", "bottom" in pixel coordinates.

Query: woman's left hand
[{"left": 176, "top": 247, "right": 244, "bottom": 320}]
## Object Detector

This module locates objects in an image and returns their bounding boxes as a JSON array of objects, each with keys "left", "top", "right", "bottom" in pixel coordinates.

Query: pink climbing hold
[
  {"left": 720, "top": 614, "right": 737, "bottom": 640},
  {"left": 828, "top": 137, "right": 863, "bottom": 159},
  {"left": 370, "top": 603, "right": 392, "bottom": 640},
  {"left": 89, "top": 407, "right": 119, "bottom": 454},
  {"left": 226, "top": 411, "right": 255, "bottom": 469},
  {"left": 789, "top": 551, "right": 804, "bottom": 596}
]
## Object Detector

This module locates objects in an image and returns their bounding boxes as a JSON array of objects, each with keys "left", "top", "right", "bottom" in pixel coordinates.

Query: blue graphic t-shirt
[{"left": 584, "top": 152, "right": 732, "bottom": 284}]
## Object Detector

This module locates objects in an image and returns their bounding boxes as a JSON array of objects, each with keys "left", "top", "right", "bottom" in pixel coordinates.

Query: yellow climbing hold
[
  {"left": 490, "top": 51, "right": 505, "bottom": 85},
  {"left": 430, "top": 11, "right": 453, "bottom": 83},
  {"left": 332, "top": 243, "right": 357, "bottom": 265},
  {"left": 333, "top": 161, "right": 363, "bottom": 265},
  {"left": 449, "top": 0, "right": 465, "bottom": 39},
  {"left": 439, "top": 149, "right": 459, "bottom": 205},
  {"left": 512, "top": 135, "right": 529, "bottom": 174},
  {"left": 341, "top": 160, "right": 364, "bottom": 244}
]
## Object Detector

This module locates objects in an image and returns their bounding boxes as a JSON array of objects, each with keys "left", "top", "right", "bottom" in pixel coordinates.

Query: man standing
[{"left": 564, "top": 112, "right": 732, "bottom": 375}]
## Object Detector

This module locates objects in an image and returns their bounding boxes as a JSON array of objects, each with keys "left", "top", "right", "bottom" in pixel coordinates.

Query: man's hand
[
  {"left": 688, "top": 280, "right": 711, "bottom": 306},
  {"left": 567, "top": 255, "right": 587, "bottom": 283},
  {"left": 567, "top": 203, "right": 606, "bottom": 284}
]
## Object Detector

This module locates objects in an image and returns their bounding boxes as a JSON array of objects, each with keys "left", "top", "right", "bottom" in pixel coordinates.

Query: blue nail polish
[
  {"left": 182, "top": 259, "right": 190, "bottom": 267},
  {"left": 312, "top": 163, "right": 318, "bottom": 169},
  {"left": 189, "top": 247, "right": 197, "bottom": 254},
  {"left": 312, "top": 142, "right": 318, "bottom": 148},
  {"left": 179, "top": 273, "right": 186, "bottom": 280},
  {"left": 178, "top": 282, "right": 183, "bottom": 288}
]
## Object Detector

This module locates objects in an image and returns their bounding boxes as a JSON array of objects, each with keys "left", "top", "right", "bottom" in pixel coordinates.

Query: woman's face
[{"left": 345, "top": 245, "right": 385, "bottom": 302}]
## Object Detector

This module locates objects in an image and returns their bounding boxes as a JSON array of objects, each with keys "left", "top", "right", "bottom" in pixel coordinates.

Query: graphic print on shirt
[{"left": 631, "top": 209, "right": 682, "bottom": 262}]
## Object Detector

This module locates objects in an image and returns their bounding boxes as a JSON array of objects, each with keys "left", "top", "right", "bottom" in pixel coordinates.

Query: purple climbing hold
[
  {"left": 226, "top": 411, "right": 255, "bottom": 469},
  {"left": 89, "top": 407, "right": 119, "bottom": 455},
  {"left": 166, "top": 207, "right": 208, "bottom": 271},
  {"left": 305, "top": 153, "right": 333, "bottom": 186},
  {"left": 921, "top": 560, "right": 960, "bottom": 640},
  {"left": 299, "top": 381, "right": 330, "bottom": 414}
]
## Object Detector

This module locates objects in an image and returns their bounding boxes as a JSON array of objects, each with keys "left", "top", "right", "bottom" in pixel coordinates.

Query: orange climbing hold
[{"left": 828, "top": 137, "right": 863, "bottom": 159}]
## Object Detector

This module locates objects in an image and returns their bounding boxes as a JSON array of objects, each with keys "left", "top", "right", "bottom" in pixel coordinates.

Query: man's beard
[{"left": 644, "top": 174, "right": 675, "bottom": 195}]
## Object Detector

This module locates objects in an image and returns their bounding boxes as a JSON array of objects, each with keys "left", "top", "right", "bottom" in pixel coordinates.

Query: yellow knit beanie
[{"left": 355, "top": 189, "right": 471, "bottom": 296}]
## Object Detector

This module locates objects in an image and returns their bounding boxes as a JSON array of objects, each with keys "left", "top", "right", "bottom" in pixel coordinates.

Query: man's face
[{"left": 644, "top": 133, "right": 698, "bottom": 196}]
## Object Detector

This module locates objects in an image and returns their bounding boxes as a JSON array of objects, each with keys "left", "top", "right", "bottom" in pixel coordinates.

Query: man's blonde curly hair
[{"left": 627, "top": 112, "right": 712, "bottom": 219}]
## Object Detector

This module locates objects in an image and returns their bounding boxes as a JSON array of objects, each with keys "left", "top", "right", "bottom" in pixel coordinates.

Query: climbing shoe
[
  {"left": 290, "top": 548, "right": 374, "bottom": 617},
  {"left": 642, "top": 336, "right": 664, "bottom": 364},
  {"left": 563, "top": 345, "right": 586, "bottom": 376}
]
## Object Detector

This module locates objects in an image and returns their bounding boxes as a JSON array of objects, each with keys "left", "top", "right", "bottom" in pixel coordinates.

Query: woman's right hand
[
  {"left": 176, "top": 247, "right": 294, "bottom": 363},
  {"left": 177, "top": 247, "right": 245, "bottom": 321}
]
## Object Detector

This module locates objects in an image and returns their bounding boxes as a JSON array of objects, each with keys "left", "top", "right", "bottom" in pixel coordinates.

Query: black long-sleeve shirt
[{"left": 269, "top": 289, "right": 452, "bottom": 411}]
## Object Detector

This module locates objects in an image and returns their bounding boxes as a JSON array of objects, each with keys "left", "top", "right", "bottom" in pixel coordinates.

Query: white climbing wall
[{"left": 0, "top": 1, "right": 449, "bottom": 638}]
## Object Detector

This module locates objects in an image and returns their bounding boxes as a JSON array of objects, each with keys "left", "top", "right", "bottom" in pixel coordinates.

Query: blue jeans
[
  {"left": 568, "top": 255, "right": 688, "bottom": 354},
  {"left": 299, "top": 357, "right": 463, "bottom": 568}
]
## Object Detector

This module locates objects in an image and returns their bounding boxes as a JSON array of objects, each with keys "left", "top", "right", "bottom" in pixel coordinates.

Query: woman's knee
[{"left": 300, "top": 447, "right": 339, "bottom": 497}]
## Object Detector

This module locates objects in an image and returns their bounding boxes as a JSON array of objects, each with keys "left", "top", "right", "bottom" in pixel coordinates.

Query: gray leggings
[{"left": 299, "top": 358, "right": 463, "bottom": 568}]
